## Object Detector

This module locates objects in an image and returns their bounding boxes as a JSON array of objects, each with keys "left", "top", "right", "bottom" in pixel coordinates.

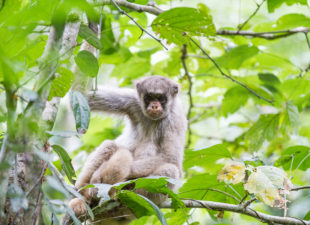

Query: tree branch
[
  {"left": 217, "top": 27, "right": 310, "bottom": 40},
  {"left": 181, "top": 45, "right": 193, "bottom": 148},
  {"left": 189, "top": 37, "right": 273, "bottom": 104},
  {"left": 237, "top": 0, "right": 266, "bottom": 32},
  {"left": 95, "top": 0, "right": 309, "bottom": 42},
  {"left": 291, "top": 185, "right": 310, "bottom": 191},
  {"left": 160, "top": 199, "right": 310, "bottom": 225},
  {"left": 109, "top": 0, "right": 167, "bottom": 50},
  {"left": 95, "top": 0, "right": 163, "bottom": 16}
]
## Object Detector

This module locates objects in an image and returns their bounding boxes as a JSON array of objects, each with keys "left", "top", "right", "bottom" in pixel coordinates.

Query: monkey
[{"left": 68, "top": 76, "right": 187, "bottom": 220}]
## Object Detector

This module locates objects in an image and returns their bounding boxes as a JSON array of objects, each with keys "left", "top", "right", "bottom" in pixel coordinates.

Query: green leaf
[
  {"left": 276, "top": 14, "right": 310, "bottom": 30},
  {"left": 48, "top": 67, "right": 74, "bottom": 100},
  {"left": 179, "top": 174, "right": 218, "bottom": 200},
  {"left": 110, "top": 56, "right": 150, "bottom": 78},
  {"left": 245, "top": 114, "right": 280, "bottom": 151},
  {"left": 74, "top": 50, "right": 99, "bottom": 77},
  {"left": 258, "top": 73, "right": 280, "bottom": 85},
  {"left": 78, "top": 24, "right": 103, "bottom": 50},
  {"left": 275, "top": 145, "right": 310, "bottom": 171},
  {"left": 281, "top": 78, "right": 310, "bottom": 107},
  {"left": 304, "top": 210, "right": 310, "bottom": 220},
  {"left": 267, "top": 0, "right": 307, "bottom": 13},
  {"left": 70, "top": 91, "right": 90, "bottom": 134},
  {"left": 138, "top": 194, "right": 167, "bottom": 225},
  {"left": 184, "top": 144, "right": 231, "bottom": 172},
  {"left": 222, "top": 86, "right": 249, "bottom": 116},
  {"left": 216, "top": 45, "right": 259, "bottom": 69},
  {"left": 282, "top": 101, "right": 299, "bottom": 131},
  {"left": 51, "top": 144, "right": 76, "bottom": 184},
  {"left": 118, "top": 190, "right": 167, "bottom": 225},
  {"left": 151, "top": 6, "right": 215, "bottom": 45}
]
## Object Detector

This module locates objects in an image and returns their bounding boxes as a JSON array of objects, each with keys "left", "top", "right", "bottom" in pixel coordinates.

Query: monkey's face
[
  {"left": 135, "top": 76, "right": 180, "bottom": 120},
  {"left": 142, "top": 92, "right": 168, "bottom": 120}
]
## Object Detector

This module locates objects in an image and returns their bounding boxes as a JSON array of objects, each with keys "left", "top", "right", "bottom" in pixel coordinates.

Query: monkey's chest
[{"left": 133, "top": 139, "right": 158, "bottom": 159}]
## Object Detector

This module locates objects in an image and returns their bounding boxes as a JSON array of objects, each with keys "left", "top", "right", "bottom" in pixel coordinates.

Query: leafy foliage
[{"left": 0, "top": 0, "right": 309, "bottom": 224}]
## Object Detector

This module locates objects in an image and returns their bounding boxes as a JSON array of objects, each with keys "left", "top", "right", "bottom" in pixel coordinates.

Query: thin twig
[
  {"left": 238, "top": 0, "right": 266, "bottom": 32},
  {"left": 181, "top": 45, "right": 193, "bottom": 147},
  {"left": 110, "top": 0, "right": 167, "bottom": 50},
  {"left": 242, "top": 197, "right": 257, "bottom": 209},
  {"left": 208, "top": 188, "right": 240, "bottom": 202},
  {"left": 304, "top": 32, "right": 310, "bottom": 49},
  {"left": 189, "top": 37, "right": 273, "bottom": 104},
  {"left": 291, "top": 185, "right": 310, "bottom": 191},
  {"left": 239, "top": 193, "right": 248, "bottom": 204}
]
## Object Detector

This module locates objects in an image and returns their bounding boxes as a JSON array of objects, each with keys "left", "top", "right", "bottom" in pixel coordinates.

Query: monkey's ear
[
  {"left": 135, "top": 81, "right": 142, "bottom": 93},
  {"left": 171, "top": 84, "right": 180, "bottom": 96}
]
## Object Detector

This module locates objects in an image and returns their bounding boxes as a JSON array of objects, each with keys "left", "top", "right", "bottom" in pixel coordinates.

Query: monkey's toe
[
  {"left": 68, "top": 198, "right": 87, "bottom": 216},
  {"left": 88, "top": 187, "right": 99, "bottom": 199}
]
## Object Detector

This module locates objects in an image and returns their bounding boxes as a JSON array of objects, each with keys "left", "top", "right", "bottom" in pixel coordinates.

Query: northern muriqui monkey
[{"left": 68, "top": 76, "right": 187, "bottom": 218}]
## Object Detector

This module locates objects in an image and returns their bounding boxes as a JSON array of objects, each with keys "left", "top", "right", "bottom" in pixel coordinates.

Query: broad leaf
[
  {"left": 245, "top": 114, "right": 280, "bottom": 151},
  {"left": 222, "top": 86, "right": 249, "bottom": 116},
  {"left": 110, "top": 56, "right": 150, "bottom": 78},
  {"left": 151, "top": 6, "right": 215, "bottom": 45},
  {"left": 78, "top": 24, "right": 103, "bottom": 50},
  {"left": 48, "top": 67, "right": 74, "bottom": 100},
  {"left": 267, "top": 0, "right": 307, "bottom": 12},
  {"left": 216, "top": 45, "right": 259, "bottom": 69},
  {"left": 218, "top": 161, "right": 246, "bottom": 185},
  {"left": 74, "top": 50, "right": 99, "bottom": 77},
  {"left": 184, "top": 144, "right": 231, "bottom": 172},
  {"left": 70, "top": 91, "right": 90, "bottom": 134},
  {"left": 275, "top": 145, "right": 310, "bottom": 171},
  {"left": 118, "top": 190, "right": 167, "bottom": 225},
  {"left": 244, "top": 166, "right": 292, "bottom": 208},
  {"left": 258, "top": 73, "right": 280, "bottom": 85}
]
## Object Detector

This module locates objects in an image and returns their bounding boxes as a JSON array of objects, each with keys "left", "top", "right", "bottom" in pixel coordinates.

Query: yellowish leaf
[
  {"left": 217, "top": 161, "right": 245, "bottom": 185},
  {"left": 244, "top": 166, "right": 291, "bottom": 208}
]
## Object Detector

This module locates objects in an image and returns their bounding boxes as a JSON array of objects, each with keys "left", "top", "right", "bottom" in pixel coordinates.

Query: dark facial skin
[{"left": 143, "top": 92, "right": 167, "bottom": 119}]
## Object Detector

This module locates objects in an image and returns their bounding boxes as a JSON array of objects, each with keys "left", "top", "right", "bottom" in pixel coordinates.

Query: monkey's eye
[
  {"left": 144, "top": 94, "right": 153, "bottom": 102},
  {"left": 157, "top": 95, "right": 167, "bottom": 104}
]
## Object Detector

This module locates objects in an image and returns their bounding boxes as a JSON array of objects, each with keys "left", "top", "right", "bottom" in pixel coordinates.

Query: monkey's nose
[{"left": 152, "top": 105, "right": 158, "bottom": 110}]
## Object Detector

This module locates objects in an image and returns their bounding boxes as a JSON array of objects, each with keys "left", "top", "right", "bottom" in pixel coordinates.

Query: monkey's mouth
[{"left": 146, "top": 109, "right": 163, "bottom": 119}]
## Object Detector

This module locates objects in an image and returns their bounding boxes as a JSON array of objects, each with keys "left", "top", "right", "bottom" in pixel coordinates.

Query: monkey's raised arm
[{"left": 87, "top": 88, "right": 141, "bottom": 118}]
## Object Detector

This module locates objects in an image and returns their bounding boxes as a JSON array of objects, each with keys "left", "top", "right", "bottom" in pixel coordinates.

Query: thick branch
[
  {"left": 217, "top": 27, "right": 310, "bottom": 40},
  {"left": 95, "top": 0, "right": 163, "bottom": 15},
  {"left": 160, "top": 200, "right": 310, "bottom": 225}
]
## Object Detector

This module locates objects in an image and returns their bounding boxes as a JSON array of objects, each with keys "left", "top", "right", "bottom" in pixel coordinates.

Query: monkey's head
[{"left": 136, "top": 76, "right": 180, "bottom": 120}]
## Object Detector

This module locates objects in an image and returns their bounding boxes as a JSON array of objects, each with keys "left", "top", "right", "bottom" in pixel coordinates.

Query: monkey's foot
[
  {"left": 88, "top": 187, "right": 98, "bottom": 199},
  {"left": 68, "top": 198, "right": 87, "bottom": 216}
]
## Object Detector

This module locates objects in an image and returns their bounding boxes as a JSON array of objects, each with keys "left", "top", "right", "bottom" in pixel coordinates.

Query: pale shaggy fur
[{"left": 68, "top": 76, "right": 187, "bottom": 218}]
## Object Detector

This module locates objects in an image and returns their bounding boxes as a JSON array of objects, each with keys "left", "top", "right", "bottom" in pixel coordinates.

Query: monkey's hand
[
  {"left": 68, "top": 198, "right": 87, "bottom": 216},
  {"left": 129, "top": 157, "right": 160, "bottom": 178}
]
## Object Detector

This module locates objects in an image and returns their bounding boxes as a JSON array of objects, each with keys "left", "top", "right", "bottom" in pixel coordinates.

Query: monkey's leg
[
  {"left": 75, "top": 140, "right": 117, "bottom": 191},
  {"left": 87, "top": 148, "right": 133, "bottom": 199},
  {"left": 135, "top": 163, "right": 179, "bottom": 205},
  {"left": 99, "top": 148, "right": 133, "bottom": 184},
  {"left": 69, "top": 140, "right": 117, "bottom": 216}
]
